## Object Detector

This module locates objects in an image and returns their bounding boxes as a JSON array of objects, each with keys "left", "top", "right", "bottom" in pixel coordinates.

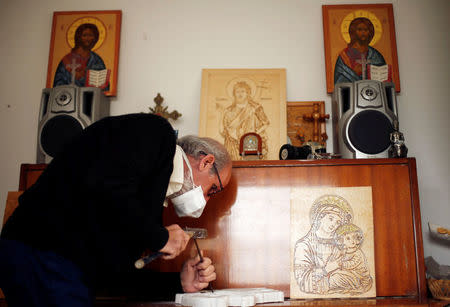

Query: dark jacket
[{"left": 1, "top": 113, "right": 182, "bottom": 299}]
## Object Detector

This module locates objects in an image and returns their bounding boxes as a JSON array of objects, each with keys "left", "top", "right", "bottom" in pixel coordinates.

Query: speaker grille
[
  {"left": 348, "top": 110, "right": 393, "bottom": 154},
  {"left": 40, "top": 115, "right": 83, "bottom": 158}
]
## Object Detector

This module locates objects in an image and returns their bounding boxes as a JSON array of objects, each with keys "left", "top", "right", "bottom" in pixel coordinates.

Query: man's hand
[
  {"left": 159, "top": 224, "right": 190, "bottom": 259},
  {"left": 180, "top": 252, "right": 216, "bottom": 293}
]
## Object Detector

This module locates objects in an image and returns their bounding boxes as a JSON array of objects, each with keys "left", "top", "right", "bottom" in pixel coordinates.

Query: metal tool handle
[
  {"left": 134, "top": 251, "right": 164, "bottom": 269},
  {"left": 193, "top": 238, "right": 204, "bottom": 262},
  {"left": 135, "top": 227, "right": 206, "bottom": 269},
  {"left": 193, "top": 238, "right": 214, "bottom": 292}
]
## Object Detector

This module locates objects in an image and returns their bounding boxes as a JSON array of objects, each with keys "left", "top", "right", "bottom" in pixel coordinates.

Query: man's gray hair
[{"left": 177, "top": 135, "right": 231, "bottom": 174}]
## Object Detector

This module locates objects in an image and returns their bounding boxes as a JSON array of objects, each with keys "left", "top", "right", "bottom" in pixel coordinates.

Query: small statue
[{"left": 388, "top": 118, "right": 408, "bottom": 158}]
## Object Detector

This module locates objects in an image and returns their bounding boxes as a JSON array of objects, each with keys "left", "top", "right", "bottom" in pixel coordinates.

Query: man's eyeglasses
[{"left": 199, "top": 151, "right": 224, "bottom": 197}]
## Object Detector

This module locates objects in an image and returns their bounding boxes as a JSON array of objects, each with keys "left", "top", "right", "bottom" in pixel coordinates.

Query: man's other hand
[
  {"left": 159, "top": 224, "right": 190, "bottom": 259},
  {"left": 180, "top": 252, "right": 216, "bottom": 292}
]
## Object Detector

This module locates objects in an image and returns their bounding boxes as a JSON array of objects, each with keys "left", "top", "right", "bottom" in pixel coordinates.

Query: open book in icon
[{"left": 86, "top": 69, "right": 110, "bottom": 89}]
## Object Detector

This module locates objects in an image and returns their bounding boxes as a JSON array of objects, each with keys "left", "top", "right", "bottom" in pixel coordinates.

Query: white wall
[{"left": 1, "top": 0, "right": 449, "bottom": 263}]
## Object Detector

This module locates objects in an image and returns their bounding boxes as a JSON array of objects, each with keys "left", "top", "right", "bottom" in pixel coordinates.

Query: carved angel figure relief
[{"left": 290, "top": 187, "right": 376, "bottom": 299}]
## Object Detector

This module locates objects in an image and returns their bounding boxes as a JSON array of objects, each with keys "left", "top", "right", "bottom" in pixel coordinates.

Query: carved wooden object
[{"left": 286, "top": 101, "right": 328, "bottom": 147}]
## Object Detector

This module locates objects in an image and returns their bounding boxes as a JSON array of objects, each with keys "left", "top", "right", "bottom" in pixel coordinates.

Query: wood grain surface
[{"left": 151, "top": 158, "right": 425, "bottom": 301}]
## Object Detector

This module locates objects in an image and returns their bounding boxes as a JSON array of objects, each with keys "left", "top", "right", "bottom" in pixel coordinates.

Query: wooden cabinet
[
  {"left": 157, "top": 158, "right": 427, "bottom": 305},
  {"left": 8, "top": 158, "right": 435, "bottom": 306},
  {"left": 18, "top": 163, "right": 48, "bottom": 191}
]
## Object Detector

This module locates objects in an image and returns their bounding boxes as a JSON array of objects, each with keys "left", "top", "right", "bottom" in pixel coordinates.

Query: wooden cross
[
  {"left": 356, "top": 53, "right": 371, "bottom": 80},
  {"left": 302, "top": 103, "right": 329, "bottom": 143},
  {"left": 148, "top": 93, "right": 182, "bottom": 121},
  {"left": 66, "top": 58, "right": 81, "bottom": 85}
]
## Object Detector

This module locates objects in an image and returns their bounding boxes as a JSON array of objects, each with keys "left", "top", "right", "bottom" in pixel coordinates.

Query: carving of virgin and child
[{"left": 293, "top": 195, "right": 372, "bottom": 295}]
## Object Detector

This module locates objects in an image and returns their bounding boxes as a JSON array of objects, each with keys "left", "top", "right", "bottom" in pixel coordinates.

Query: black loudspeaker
[
  {"left": 37, "top": 85, "right": 110, "bottom": 163},
  {"left": 332, "top": 80, "right": 398, "bottom": 159}
]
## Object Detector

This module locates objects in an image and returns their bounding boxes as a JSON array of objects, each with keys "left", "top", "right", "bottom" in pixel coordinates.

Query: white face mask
[{"left": 170, "top": 151, "right": 207, "bottom": 218}]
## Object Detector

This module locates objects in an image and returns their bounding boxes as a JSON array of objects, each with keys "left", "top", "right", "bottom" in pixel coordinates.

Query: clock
[{"left": 239, "top": 132, "right": 262, "bottom": 159}]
